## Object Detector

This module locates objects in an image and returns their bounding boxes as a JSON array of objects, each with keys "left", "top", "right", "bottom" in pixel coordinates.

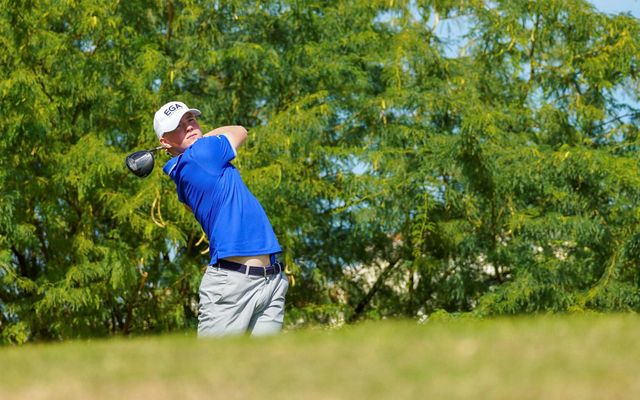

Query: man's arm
[{"left": 204, "top": 125, "right": 248, "bottom": 150}]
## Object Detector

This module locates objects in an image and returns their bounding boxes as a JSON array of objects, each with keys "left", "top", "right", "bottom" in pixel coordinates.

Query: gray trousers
[{"left": 197, "top": 265, "right": 289, "bottom": 337}]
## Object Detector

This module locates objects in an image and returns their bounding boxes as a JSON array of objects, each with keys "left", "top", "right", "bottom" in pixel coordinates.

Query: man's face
[{"left": 160, "top": 112, "right": 203, "bottom": 154}]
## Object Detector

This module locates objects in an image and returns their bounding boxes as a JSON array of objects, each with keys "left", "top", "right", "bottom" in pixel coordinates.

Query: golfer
[{"left": 153, "top": 100, "right": 288, "bottom": 337}]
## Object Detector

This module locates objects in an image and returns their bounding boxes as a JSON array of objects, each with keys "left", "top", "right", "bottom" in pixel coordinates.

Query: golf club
[{"left": 125, "top": 146, "right": 165, "bottom": 177}]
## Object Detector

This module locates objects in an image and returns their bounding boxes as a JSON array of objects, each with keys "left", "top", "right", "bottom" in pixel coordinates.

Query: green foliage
[{"left": 1, "top": 0, "right": 639, "bottom": 343}]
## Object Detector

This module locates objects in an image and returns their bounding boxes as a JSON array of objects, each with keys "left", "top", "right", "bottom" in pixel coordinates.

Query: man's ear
[
  {"left": 159, "top": 136, "right": 172, "bottom": 149},
  {"left": 159, "top": 136, "right": 180, "bottom": 156}
]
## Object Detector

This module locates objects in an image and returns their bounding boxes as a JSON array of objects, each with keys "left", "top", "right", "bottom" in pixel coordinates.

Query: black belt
[{"left": 216, "top": 259, "right": 285, "bottom": 277}]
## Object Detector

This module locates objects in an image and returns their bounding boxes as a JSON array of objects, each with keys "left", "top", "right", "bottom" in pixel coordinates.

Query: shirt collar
[{"left": 162, "top": 156, "right": 180, "bottom": 177}]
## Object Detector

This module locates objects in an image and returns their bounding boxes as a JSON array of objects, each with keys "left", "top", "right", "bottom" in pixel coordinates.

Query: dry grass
[{"left": 1, "top": 313, "right": 639, "bottom": 400}]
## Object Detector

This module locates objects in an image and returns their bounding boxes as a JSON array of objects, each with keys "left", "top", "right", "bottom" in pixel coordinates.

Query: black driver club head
[{"left": 125, "top": 147, "right": 163, "bottom": 177}]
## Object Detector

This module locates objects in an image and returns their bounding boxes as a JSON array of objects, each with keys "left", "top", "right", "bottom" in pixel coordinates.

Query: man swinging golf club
[{"left": 153, "top": 100, "right": 288, "bottom": 337}]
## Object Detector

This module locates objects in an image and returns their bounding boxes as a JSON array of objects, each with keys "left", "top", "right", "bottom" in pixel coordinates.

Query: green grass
[{"left": 1, "top": 313, "right": 638, "bottom": 400}]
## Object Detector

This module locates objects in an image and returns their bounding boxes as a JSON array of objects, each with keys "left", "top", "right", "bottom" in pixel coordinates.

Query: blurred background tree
[{"left": 1, "top": 0, "right": 638, "bottom": 344}]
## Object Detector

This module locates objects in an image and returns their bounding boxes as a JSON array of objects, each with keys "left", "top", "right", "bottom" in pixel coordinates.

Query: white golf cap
[{"left": 153, "top": 101, "right": 201, "bottom": 139}]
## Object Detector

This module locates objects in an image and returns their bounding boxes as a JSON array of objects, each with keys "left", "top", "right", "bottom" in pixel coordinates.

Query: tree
[
  {"left": 1, "top": 0, "right": 639, "bottom": 344},
  {"left": 344, "top": 0, "right": 640, "bottom": 320}
]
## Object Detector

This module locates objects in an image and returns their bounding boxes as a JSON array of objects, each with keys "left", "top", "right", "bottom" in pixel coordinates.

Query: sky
[{"left": 587, "top": 0, "right": 639, "bottom": 17}]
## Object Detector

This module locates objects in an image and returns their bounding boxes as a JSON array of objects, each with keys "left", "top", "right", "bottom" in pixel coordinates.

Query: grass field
[{"left": 1, "top": 313, "right": 638, "bottom": 400}]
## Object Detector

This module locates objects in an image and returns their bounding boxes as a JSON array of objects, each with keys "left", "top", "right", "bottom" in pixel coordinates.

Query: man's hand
[{"left": 204, "top": 125, "right": 248, "bottom": 150}]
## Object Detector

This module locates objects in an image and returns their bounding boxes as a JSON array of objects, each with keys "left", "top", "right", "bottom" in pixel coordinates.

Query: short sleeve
[{"left": 190, "top": 135, "right": 236, "bottom": 172}]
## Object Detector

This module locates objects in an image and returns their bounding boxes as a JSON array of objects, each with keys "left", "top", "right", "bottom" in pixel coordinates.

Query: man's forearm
[
  {"left": 204, "top": 125, "right": 248, "bottom": 149},
  {"left": 204, "top": 125, "right": 246, "bottom": 137}
]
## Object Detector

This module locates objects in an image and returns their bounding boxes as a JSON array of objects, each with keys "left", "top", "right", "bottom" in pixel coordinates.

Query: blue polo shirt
[{"left": 163, "top": 135, "right": 281, "bottom": 264}]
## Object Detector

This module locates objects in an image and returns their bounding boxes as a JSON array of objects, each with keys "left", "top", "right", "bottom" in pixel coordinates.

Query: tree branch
[
  {"left": 594, "top": 112, "right": 638, "bottom": 130},
  {"left": 348, "top": 257, "right": 403, "bottom": 323},
  {"left": 11, "top": 246, "right": 30, "bottom": 279},
  {"left": 123, "top": 270, "right": 148, "bottom": 335}
]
